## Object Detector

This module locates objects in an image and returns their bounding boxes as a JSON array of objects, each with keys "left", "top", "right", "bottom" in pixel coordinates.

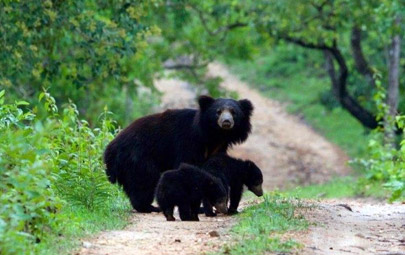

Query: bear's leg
[
  {"left": 178, "top": 203, "right": 195, "bottom": 221},
  {"left": 129, "top": 188, "right": 160, "bottom": 213},
  {"left": 126, "top": 160, "right": 161, "bottom": 213},
  {"left": 190, "top": 201, "right": 201, "bottom": 221},
  {"left": 228, "top": 186, "right": 243, "bottom": 215},
  {"left": 163, "top": 207, "right": 175, "bottom": 221},
  {"left": 202, "top": 198, "right": 216, "bottom": 217}
]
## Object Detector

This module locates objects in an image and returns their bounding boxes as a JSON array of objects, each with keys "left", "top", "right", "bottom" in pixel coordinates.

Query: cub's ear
[
  {"left": 198, "top": 95, "right": 215, "bottom": 111},
  {"left": 239, "top": 99, "right": 254, "bottom": 117}
]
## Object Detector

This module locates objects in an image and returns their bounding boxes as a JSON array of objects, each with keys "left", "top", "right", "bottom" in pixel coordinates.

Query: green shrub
[
  {"left": 0, "top": 91, "right": 62, "bottom": 255},
  {"left": 354, "top": 79, "right": 405, "bottom": 201},
  {"left": 0, "top": 90, "right": 127, "bottom": 254},
  {"left": 0, "top": 1, "right": 161, "bottom": 126}
]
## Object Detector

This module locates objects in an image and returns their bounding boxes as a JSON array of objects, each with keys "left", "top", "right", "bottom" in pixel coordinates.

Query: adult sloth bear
[{"left": 104, "top": 95, "right": 253, "bottom": 212}]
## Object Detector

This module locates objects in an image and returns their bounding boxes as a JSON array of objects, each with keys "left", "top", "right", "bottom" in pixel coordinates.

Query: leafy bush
[
  {"left": 49, "top": 103, "right": 116, "bottom": 210},
  {"left": 0, "top": 90, "right": 125, "bottom": 254},
  {"left": 355, "top": 80, "right": 405, "bottom": 201},
  {"left": 0, "top": 1, "right": 161, "bottom": 126},
  {"left": 0, "top": 91, "right": 62, "bottom": 255},
  {"left": 356, "top": 130, "right": 405, "bottom": 201}
]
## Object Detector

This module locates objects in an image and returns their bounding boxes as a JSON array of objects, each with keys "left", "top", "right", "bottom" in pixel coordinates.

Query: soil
[
  {"left": 294, "top": 199, "right": 405, "bottom": 255},
  {"left": 78, "top": 63, "right": 404, "bottom": 255}
]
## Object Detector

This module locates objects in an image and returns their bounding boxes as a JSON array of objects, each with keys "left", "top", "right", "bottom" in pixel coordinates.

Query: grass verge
[
  {"left": 216, "top": 193, "right": 310, "bottom": 255},
  {"left": 284, "top": 177, "right": 388, "bottom": 199},
  {"left": 38, "top": 191, "right": 131, "bottom": 255}
]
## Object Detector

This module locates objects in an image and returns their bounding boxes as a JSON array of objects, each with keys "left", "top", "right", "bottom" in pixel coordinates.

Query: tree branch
[
  {"left": 281, "top": 35, "right": 379, "bottom": 129},
  {"left": 279, "top": 35, "right": 332, "bottom": 51},
  {"left": 189, "top": 4, "right": 247, "bottom": 36},
  {"left": 327, "top": 45, "right": 378, "bottom": 129},
  {"left": 350, "top": 27, "right": 375, "bottom": 87}
]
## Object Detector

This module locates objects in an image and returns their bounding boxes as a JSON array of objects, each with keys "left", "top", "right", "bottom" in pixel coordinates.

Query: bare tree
[{"left": 385, "top": 17, "right": 401, "bottom": 142}]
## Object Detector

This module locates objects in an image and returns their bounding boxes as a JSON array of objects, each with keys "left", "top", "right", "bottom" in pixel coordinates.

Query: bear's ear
[
  {"left": 239, "top": 99, "right": 254, "bottom": 117},
  {"left": 198, "top": 95, "right": 215, "bottom": 111}
]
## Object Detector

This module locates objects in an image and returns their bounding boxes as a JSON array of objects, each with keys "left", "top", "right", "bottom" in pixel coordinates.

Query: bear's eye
[
  {"left": 216, "top": 109, "right": 222, "bottom": 115},
  {"left": 229, "top": 108, "right": 235, "bottom": 115}
]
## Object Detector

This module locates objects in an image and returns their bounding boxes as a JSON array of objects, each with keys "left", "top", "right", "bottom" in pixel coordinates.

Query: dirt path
[
  {"left": 79, "top": 63, "right": 404, "bottom": 255},
  {"left": 78, "top": 212, "right": 234, "bottom": 255},
  {"left": 295, "top": 199, "right": 405, "bottom": 255}
]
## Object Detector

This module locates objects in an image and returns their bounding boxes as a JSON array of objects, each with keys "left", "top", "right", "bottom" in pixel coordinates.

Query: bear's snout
[
  {"left": 217, "top": 109, "right": 234, "bottom": 130},
  {"left": 214, "top": 199, "right": 228, "bottom": 214},
  {"left": 249, "top": 184, "right": 264, "bottom": 197}
]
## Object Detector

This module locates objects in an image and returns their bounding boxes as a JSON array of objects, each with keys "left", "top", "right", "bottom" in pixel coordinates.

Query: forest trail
[
  {"left": 78, "top": 63, "right": 404, "bottom": 255},
  {"left": 294, "top": 199, "right": 405, "bottom": 255}
]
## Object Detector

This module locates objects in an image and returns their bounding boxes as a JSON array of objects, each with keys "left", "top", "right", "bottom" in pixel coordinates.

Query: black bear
[
  {"left": 156, "top": 163, "right": 228, "bottom": 221},
  {"left": 202, "top": 153, "right": 264, "bottom": 216},
  {"left": 103, "top": 95, "right": 253, "bottom": 212}
]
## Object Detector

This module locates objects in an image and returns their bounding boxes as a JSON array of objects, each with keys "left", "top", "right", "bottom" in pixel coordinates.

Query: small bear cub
[
  {"left": 202, "top": 153, "right": 263, "bottom": 216},
  {"left": 156, "top": 163, "right": 228, "bottom": 221}
]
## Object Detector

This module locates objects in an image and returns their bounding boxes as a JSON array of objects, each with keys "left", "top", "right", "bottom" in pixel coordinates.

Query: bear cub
[
  {"left": 156, "top": 163, "right": 228, "bottom": 221},
  {"left": 202, "top": 154, "right": 264, "bottom": 216}
]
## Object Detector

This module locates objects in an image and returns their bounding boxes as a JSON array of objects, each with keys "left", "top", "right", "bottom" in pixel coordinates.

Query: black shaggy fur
[
  {"left": 103, "top": 95, "right": 253, "bottom": 212},
  {"left": 202, "top": 154, "right": 264, "bottom": 216},
  {"left": 156, "top": 163, "right": 228, "bottom": 221}
]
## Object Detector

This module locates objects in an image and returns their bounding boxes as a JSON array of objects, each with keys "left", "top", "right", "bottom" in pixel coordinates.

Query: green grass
[
  {"left": 38, "top": 191, "right": 131, "bottom": 255},
  {"left": 216, "top": 193, "right": 309, "bottom": 255},
  {"left": 227, "top": 47, "right": 370, "bottom": 159},
  {"left": 284, "top": 177, "right": 388, "bottom": 199}
]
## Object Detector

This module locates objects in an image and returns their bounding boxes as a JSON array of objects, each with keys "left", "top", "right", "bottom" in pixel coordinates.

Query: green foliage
[
  {"left": 218, "top": 193, "right": 308, "bottom": 254},
  {"left": 286, "top": 177, "right": 388, "bottom": 199},
  {"left": 0, "top": 90, "right": 129, "bottom": 254},
  {"left": 0, "top": 0, "right": 161, "bottom": 125},
  {"left": 0, "top": 92, "right": 62, "bottom": 255},
  {"left": 144, "top": 1, "right": 259, "bottom": 95},
  {"left": 355, "top": 133, "right": 405, "bottom": 201},
  {"left": 153, "top": 0, "right": 405, "bottom": 122},
  {"left": 354, "top": 80, "right": 405, "bottom": 201},
  {"left": 49, "top": 103, "right": 116, "bottom": 210},
  {"left": 38, "top": 194, "right": 130, "bottom": 255}
]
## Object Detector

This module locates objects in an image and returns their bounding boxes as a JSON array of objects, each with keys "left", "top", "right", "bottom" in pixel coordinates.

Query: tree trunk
[{"left": 385, "top": 17, "right": 401, "bottom": 142}]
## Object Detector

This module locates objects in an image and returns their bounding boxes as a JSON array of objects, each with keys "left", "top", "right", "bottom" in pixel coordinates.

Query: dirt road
[
  {"left": 79, "top": 63, "right": 404, "bottom": 255},
  {"left": 296, "top": 199, "right": 405, "bottom": 255}
]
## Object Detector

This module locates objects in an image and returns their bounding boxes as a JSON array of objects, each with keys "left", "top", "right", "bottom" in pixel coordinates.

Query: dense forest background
[{"left": 0, "top": 1, "right": 404, "bottom": 254}]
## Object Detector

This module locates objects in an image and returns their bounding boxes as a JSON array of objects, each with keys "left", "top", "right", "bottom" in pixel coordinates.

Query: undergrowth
[
  {"left": 218, "top": 193, "right": 310, "bottom": 255},
  {"left": 0, "top": 90, "right": 132, "bottom": 255}
]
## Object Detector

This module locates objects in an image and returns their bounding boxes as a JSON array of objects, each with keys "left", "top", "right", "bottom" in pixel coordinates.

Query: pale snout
[{"left": 217, "top": 110, "right": 234, "bottom": 130}]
